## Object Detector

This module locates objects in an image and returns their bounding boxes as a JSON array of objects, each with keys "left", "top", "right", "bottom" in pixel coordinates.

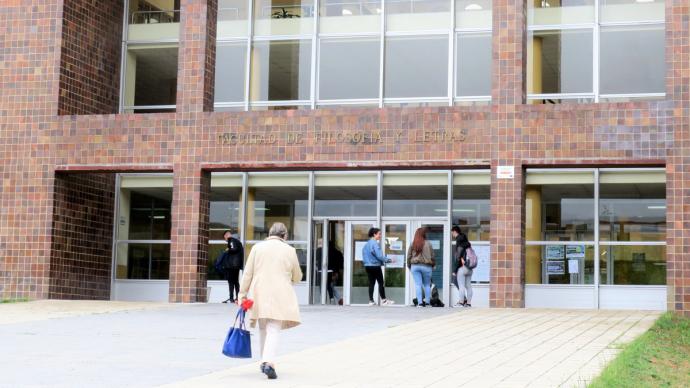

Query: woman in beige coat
[{"left": 238, "top": 222, "right": 303, "bottom": 380}]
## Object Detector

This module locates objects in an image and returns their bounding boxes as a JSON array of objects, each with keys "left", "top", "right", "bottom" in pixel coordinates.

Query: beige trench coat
[{"left": 238, "top": 236, "right": 303, "bottom": 329}]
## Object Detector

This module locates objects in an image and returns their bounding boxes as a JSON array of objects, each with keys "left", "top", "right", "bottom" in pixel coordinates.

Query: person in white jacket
[{"left": 238, "top": 222, "right": 303, "bottom": 380}]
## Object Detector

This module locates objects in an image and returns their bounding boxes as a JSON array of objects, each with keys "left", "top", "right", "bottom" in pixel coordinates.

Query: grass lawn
[
  {"left": 0, "top": 298, "right": 29, "bottom": 303},
  {"left": 589, "top": 312, "right": 690, "bottom": 388}
]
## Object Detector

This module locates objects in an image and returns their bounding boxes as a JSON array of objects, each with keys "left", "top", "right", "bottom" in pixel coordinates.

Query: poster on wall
[
  {"left": 354, "top": 241, "right": 368, "bottom": 261},
  {"left": 386, "top": 254, "right": 405, "bottom": 268},
  {"left": 471, "top": 245, "right": 490, "bottom": 283},
  {"left": 545, "top": 245, "right": 565, "bottom": 260},
  {"left": 566, "top": 245, "right": 586, "bottom": 259},
  {"left": 547, "top": 260, "right": 565, "bottom": 275},
  {"left": 389, "top": 240, "right": 404, "bottom": 251}
]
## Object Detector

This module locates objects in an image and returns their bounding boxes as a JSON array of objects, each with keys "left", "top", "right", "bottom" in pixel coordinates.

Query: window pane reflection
[
  {"left": 215, "top": 42, "right": 247, "bottom": 103},
  {"left": 250, "top": 40, "right": 312, "bottom": 102},
  {"left": 320, "top": 0, "right": 381, "bottom": 33},
  {"left": 386, "top": 0, "right": 451, "bottom": 31},
  {"left": 385, "top": 35, "right": 448, "bottom": 98},
  {"left": 247, "top": 175, "right": 309, "bottom": 241},
  {"left": 528, "top": 29, "right": 593, "bottom": 95},
  {"left": 456, "top": 32, "right": 492, "bottom": 97},
  {"left": 253, "top": 0, "right": 314, "bottom": 36},
  {"left": 318, "top": 38, "right": 380, "bottom": 100},
  {"left": 600, "top": 25, "right": 665, "bottom": 95},
  {"left": 601, "top": 245, "right": 666, "bottom": 285}
]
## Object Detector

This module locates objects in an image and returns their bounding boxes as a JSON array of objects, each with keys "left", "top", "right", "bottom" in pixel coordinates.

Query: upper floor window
[
  {"left": 213, "top": 0, "right": 492, "bottom": 111},
  {"left": 527, "top": 0, "right": 665, "bottom": 104},
  {"left": 121, "top": 1, "right": 181, "bottom": 113}
]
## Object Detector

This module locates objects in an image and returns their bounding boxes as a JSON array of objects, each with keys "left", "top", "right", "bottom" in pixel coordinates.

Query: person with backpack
[
  {"left": 407, "top": 227, "right": 435, "bottom": 307},
  {"left": 452, "top": 226, "right": 476, "bottom": 307},
  {"left": 215, "top": 229, "right": 244, "bottom": 303}
]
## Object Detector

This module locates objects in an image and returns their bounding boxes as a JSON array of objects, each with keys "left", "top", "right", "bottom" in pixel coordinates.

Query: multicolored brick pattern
[
  {"left": 665, "top": 0, "right": 690, "bottom": 316},
  {"left": 0, "top": 1, "right": 688, "bottom": 314},
  {"left": 50, "top": 173, "right": 115, "bottom": 299},
  {"left": 58, "top": 0, "right": 123, "bottom": 115}
]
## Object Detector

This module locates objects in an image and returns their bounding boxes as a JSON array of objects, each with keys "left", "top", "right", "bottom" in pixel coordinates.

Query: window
[
  {"left": 314, "top": 173, "right": 378, "bottom": 217},
  {"left": 318, "top": 38, "right": 380, "bottom": 101},
  {"left": 247, "top": 174, "right": 309, "bottom": 280},
  {"left": 214, "top": 42, "right": 248, "bottom": 105},
  {"left": 382, "top": 173, "right": 448, "bottom": 217},
  {"left": 525, "top": 169, "right": 667, "bottom": 286},
  {"left": 213, "top": 0, "right": 492, "bottom": 110},
  {"left": 456, "top": 32, "right": 492, "bottom": 98},
  {"left": 599, "top": 170, "right": 666, "bottom": 285},
  {"left": 384, "top": 36, "right": 449, "bottom": 99},
  {"left": 249, "top": 40, "right": 312, "bottom": 104},
  {"left": 525, "top": 171, "right": 595, "bottom": 285},
  {"left": 122, "top": 1, "right": 180, "bottom": 113},
  {"left": 115, "top": 176, "right": 172, "bottom": 280},
  {"left": 527, "top": 0, "right": 665, "bottom": 103}
]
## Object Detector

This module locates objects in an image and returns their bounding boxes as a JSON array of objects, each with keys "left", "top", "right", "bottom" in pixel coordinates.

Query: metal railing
[{"left": 130, "top": 10, "right": 180, "bottom": 24}]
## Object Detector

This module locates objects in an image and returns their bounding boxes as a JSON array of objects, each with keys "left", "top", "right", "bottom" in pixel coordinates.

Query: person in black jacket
[
  {"left": 452, "top": 226, "right": 472, "bottom": 307},
  {"left": 220, "top": 229, "right": 244, "bottom": 303}
]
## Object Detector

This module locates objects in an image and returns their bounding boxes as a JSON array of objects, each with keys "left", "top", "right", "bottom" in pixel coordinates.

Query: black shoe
[
  {"left": 222, "top": 298, "right": 229, "bottom": 304},
  {"left": 262, "top": 364, "right": 277, "bottom": 379},
  {"left": 421, "top": 302, "right": 428, "bottom": 307}
]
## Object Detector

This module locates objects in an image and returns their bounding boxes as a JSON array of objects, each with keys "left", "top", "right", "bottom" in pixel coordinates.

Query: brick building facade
[{"left": 0, "top": 1, "right": 688, "bottom": 315}]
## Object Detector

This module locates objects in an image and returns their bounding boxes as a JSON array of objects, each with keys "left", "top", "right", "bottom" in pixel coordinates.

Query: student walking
[
  {"left": 452, "top": 226, "right": 473, "bottom": 307},
  {"left": 362, "top": 227, "right": 395, "bottom": 306},
  {"left": 407, "top": 227, "right": 435, "bottom": 307},
  {"left": 224, "top": 230, "right": 244, "bottom": 303},
  {"left": 238, "top": 222, "right": 303, "bottom": 380}
]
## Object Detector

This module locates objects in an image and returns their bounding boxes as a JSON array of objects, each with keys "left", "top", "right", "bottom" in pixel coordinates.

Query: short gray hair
[{"left": 268, "top": 222, "right": 288, "bottom": 239}]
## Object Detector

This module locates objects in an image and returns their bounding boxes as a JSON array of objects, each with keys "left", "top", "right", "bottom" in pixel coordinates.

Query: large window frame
[
  {"left": 120, "top": 0, "right": 181, "bottom": 113},
  {"left": 527, "top": 0, "right": 665, "bottom": 104},
  {"left": 525, "top": 168, "right": 667, "bottom": 297},
  {"left": 213, "top": 0, "right": 493, "bottom": 110}
]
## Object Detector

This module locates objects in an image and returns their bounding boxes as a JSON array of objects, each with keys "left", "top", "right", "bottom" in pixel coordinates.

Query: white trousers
[{"left": 259, "top": 319, "right": 282, "bottom": 365}]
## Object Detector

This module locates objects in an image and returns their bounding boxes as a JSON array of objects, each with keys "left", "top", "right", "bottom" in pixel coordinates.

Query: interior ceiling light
[
  {"left": 342, "top": 9, "right": 352, "bottom": 15},
  {"left": 636, "top": 0, "right": 654, "bottom": 3},
  {"left": 465, "top": 3, "right": 482, "bottom": 10}
]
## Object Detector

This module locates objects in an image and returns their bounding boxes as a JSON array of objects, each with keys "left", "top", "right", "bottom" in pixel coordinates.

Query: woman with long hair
[{"left": 406, "top": 227, "right": 435, "bottom": 307}]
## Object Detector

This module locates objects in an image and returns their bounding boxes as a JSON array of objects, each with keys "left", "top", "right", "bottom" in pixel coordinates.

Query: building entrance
[
  {"left": 310, "top": 220, "right": 376, "bottom": 305},
  {"left": 310, "top": 219, "right": 450, "bottom": 306}
]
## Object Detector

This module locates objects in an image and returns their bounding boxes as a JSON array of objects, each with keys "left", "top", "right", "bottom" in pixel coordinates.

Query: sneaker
[
  {"left": 465, "top": 304, "right": 472, "bottom": 308},
  {"left": 368, "top": 301, "right": 376, "bottom": 306},
  {"left": 382, "top": 299, "right": 395, "bottom": 305}
]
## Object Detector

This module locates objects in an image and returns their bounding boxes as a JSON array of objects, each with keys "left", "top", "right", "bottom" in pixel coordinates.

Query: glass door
[
  {"left": 383, "top": 222, "right": 409, "bottom": 305},
  {"left": 310, "top": 220, "right": 326, "bottom": 304},
  {"left": 409, "top": 221, "right": 448, "bottom": 306},
  {"left": 347, "top": 221, "right": 376, "bottom": 305}
]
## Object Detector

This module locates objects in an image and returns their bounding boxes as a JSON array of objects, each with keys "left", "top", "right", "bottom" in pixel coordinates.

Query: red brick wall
[
  {"left": 50, "top": 173, "right": 115, "bottom": 299},
  {"left": 58, "top": 0, "right": 124, "bottom": 115}
]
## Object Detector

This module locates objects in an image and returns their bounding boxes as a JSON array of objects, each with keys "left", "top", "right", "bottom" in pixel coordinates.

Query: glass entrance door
[
  {"left": 408, "top": 221, "right": 448, "bottom": 306},
  {"left": 383, "top": 222, "right": 409, "bottom": 305},
  {"left": 310, "top": 220, "right": 346, "bottom": 305},
  {"left": 347, "top": 221, "right": 376, "bottom": 305}
]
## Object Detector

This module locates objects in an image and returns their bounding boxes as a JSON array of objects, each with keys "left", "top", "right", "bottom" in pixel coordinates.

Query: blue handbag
[{"left": 222, "top": 309, "right": 252, "bottom": 358}]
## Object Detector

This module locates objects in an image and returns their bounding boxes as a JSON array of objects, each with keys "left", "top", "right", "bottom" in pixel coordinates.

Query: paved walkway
[
  {"left": 167, "top": 309, "right": 659, "bottom": 388},
  {"left": 0, "top": 301, "right": 659, "bottom": 388}
]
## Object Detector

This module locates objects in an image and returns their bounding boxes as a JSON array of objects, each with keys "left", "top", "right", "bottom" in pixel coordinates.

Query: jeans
[
  {"left": 365, "top": 266, "right": 386, "bottom": 302},
  {"left": 457, "top": 266, "right": 473, "bottom": 304},
  {"left": 411, "top": 264, "right": 433, "bottom": 304}
]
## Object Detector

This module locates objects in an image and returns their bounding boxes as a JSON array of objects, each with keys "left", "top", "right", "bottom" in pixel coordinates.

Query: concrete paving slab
[{"left": 0, "top": 302, "right": 660, "bottom": 388}]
